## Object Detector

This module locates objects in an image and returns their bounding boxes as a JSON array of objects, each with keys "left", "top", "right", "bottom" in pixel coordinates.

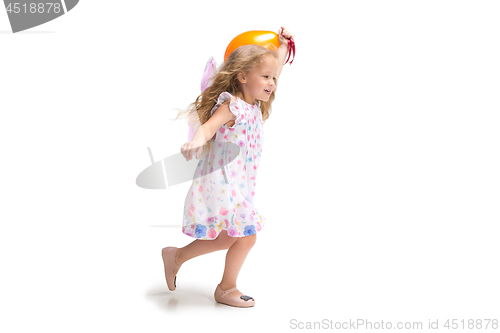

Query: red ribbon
[{"left": 283, "top": 36, "right": 295, "bottom": 65}]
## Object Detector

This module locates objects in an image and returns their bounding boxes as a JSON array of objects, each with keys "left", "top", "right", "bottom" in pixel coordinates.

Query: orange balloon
[{"left": 224, "top": 30, "right": 280, "bottom": 62}]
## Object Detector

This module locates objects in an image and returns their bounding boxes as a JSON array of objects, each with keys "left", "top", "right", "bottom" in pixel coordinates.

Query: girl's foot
[
  {"left": 214, "top": 283, "right": 255, "bottom": 308},
  {"left": 161, "top": 247, "right": 181, "bottom": 291}
]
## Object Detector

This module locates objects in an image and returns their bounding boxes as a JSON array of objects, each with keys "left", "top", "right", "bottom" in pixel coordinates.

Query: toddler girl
[{"left": 162, "top": 27, "right": 294, "bottom": 308}]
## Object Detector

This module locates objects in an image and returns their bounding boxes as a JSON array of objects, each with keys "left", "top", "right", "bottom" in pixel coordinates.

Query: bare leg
[
  {"left": 162, "top": 231, "right": 237, "bottom": 290},
  {"left": 218, "top": 233, "right": 257, "bottom": 298},
  {"left": 175, "top": 230, "right": 237, "bottom": 267}
]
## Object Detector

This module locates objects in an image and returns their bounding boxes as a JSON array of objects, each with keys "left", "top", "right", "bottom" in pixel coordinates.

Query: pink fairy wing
[
  {"left": 201, "top": 56, "right": 218, "bottom": 92},
  {"left": 187, "top": 107, "right": 201, "bottom": 141},
  {"left": 189, "top": 56, "right": 218, "bottom": 141},
  {"left": 188, "top": 122, "right": 196, "bottom": 141}
]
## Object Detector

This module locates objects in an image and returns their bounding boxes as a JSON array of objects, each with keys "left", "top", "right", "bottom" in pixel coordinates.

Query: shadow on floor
[{"left": 145, "top": 284, "right": 217, "bottom": 311}]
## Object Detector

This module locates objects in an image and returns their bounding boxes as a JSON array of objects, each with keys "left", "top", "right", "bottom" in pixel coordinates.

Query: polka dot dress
[{"left": 181, "top": 92, "right": 267, "bottom": 239}]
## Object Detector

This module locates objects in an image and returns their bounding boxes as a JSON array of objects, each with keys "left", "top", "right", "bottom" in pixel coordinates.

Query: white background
[{"left": 1, "top": 1, "right": 499, "bottom": 332}]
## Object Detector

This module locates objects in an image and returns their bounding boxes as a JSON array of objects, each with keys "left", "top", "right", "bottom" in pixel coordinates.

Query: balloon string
[{"left": 284, "top": 37, "right": 295, "bottom": 65}]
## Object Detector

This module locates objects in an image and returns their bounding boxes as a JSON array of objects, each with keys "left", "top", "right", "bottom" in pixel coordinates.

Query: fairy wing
[
  {"left": 188, "top": 56, "right": 218, "bottom": 141},
  {"left": 187, "top": 110, "right": 201, "bottom": 141},
  {"left": 201, "top": 56, "right": 218, "bottom": 93}
]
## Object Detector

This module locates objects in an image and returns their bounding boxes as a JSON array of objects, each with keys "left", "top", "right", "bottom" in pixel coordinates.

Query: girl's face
[{"left": 241, "top": 55, "right": 278, "bottom": 103}]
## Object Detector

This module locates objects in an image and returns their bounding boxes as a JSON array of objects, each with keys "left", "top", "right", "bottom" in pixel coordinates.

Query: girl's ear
[{"left": 237, "top": 71, "right": 246, "bottom": 84}]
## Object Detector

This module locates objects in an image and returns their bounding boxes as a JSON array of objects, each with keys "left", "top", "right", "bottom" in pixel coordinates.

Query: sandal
[
  {"left": 161, "top": 247, "right": 181, "bottom": 291},
  {"left": 214, "top": 284, "right": 255, "bottom": 308}
]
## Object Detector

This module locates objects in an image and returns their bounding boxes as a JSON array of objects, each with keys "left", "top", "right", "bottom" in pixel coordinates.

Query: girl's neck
[{"left": 234, "top": 92, "right": 256, "bottom": 106}]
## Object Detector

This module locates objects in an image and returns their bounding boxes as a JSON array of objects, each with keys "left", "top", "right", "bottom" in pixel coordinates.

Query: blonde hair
[{"left": 171, "top": 44, "right": 278, "bottom": 152}]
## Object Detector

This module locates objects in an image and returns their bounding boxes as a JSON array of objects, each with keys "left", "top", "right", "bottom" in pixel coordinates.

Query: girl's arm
[
  {"left": 181, "top": 101, "right": 234, "bottom": 161},
  {"left": 276, "top": 26, "right": 294, "bottom": 79},
  {"left": 276, "top": 41, "right": 288, "bottom": 79}
]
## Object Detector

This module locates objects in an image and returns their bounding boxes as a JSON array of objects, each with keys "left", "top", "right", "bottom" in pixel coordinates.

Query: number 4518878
[
  {"left": 444, "top": 319, "right": 498, "bottom": 330},
  {"left": 6, "top": 2, "right": 62, "bottom": 14}
]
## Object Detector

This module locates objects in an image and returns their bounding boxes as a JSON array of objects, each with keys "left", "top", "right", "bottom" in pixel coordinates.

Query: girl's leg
[
  {"left": 219, "top": 233, "right": 257, "bottom": 291},
  {"left": 163, "top": 230, "right": 238, "bottom": 291},
  {"left": 175, "top": 230, "right": 237, "bottom": 266}
]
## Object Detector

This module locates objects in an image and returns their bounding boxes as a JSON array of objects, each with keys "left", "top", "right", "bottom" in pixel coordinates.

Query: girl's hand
[
  {"left": 181, "top": 140, "right": 204, "bottom": 161},
  {"left": 278, "top": 26, "right": 294, "bottom": 46},
  {"left": 277, "top": 26, "right": 296, "bottom": 67}
]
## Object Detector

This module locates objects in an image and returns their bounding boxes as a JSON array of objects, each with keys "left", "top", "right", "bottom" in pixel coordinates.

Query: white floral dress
[{"left": 181, "top": 92, "right": 267, "bottom": 239}]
